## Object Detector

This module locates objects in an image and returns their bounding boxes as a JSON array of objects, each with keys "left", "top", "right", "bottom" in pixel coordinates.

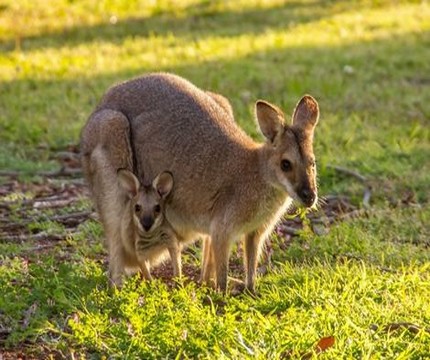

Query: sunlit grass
[
  {"left": 0, "top": 0, "right": 429, "bottom": 357},
  {"left": 2, "top": 2, "right": 429, "bottom": 81},
  {"left": 2, "top": 252, "right": 428, "bottom": 358}
]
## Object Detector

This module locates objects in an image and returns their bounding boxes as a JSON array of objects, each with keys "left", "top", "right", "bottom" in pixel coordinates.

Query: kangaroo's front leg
[
  {"left": 211, "top": 228, "right": 235, "bottom": 293},
  {"left": 167, "top": 240, "right": 182, "bottom": 278},
  {"left": 244, "top": 230, "right": 266, "bottom": 293},
  {"left": 200, "top": 235, "right": 215, "bottom": 286}
]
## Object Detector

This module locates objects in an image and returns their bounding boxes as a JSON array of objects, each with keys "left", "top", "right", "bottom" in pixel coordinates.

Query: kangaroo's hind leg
[{"left": 81, "top": 109, "right": 135, "bottom": 286}]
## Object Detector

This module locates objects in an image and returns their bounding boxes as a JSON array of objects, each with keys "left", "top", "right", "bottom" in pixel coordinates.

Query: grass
[{"left": 1, "top": 0, "right": 429, "bottom": 358}]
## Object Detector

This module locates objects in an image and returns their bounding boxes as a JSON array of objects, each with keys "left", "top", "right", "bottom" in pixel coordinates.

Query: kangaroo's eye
[
  {"left": 134, "top": 204, "right": 141, "bottom": 213},
  {"left": 154, "top": 205, "right": 161, "bottom": 214},
  {"left": 281, "top": 159, "right": 292, "bottom": 172}
]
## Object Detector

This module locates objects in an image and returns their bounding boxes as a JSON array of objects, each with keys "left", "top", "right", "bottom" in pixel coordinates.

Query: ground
[{"left": 0, "top": 0, "right": 429, "bottom": 358}]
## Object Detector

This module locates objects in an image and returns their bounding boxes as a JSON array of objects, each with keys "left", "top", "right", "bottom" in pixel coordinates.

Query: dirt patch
[
  {"left": 0, "top": 146, "right": 369, "bottom": 282},
  {"left": 1, "top": 172, "right": 362, "bottom": 281}
]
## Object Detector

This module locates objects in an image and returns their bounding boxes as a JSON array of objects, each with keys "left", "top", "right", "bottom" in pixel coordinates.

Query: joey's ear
[
  {"left": 153, "top": 171, "right": 174, "bottom": 198},
  {"left": 255, "top": 100, "right": 285, "bottom": 143},
  {"left": 117, "top": 169, "right": 140, "bottom": 197},
  {"left": 292, "top": 95, "right": 319, "bottom": 133}
]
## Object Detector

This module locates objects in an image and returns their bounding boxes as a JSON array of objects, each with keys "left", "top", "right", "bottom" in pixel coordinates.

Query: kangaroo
[
  {"left": 80, "top": 108, "right": 179, "bottom": 286},
  {"left": 117, "top": 168, "right": 181, "bottom": 283},
  {"left": 92, "top": 73, "right": 320, "bottom": 293}
]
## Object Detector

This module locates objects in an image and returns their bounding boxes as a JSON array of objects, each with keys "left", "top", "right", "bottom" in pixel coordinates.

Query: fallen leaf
[
  {"left": 301, "top": 336, "right": 335, "bottom": 359},
  {"left": 315, "top": 336, "right": 335, "bottom": 352}
]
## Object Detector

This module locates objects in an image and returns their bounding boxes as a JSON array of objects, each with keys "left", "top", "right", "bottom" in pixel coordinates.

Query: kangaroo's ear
[
  {"left": 153, "top": 171, "right": 174, "bottom": 199},
  {"left": 255, "top": 100, "right": 285, "bottom": 143},
  {"left": 292, "top": 95, "right": 319, "bottom": 133},
  {"left": 117, "top": 169, "right": 140, "bottom": 197}
]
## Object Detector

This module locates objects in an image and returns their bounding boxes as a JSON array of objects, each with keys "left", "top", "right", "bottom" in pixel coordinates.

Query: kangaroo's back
[
  {"left": 97, "top": 73, "right": 253, "bottom": 152},
  {"left": 97, "top": 73, "right": 258, "bottom": 230}
]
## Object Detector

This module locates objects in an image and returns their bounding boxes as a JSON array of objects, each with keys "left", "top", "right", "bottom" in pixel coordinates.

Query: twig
[
  {"left": 336, "top": 209, "right": 367, "bottom": 221},
  {"left": 0, "top": 211, "right": 91, "bottom": 232},
  {"left": 0, "top": 167, "right": 82, "bottom": 178},
  {"left": 33, "top": 198, "right": 75, "bottom": 209},
  {"left": 277, "top": 224, "right": 300, "bottom": 236},
  {"left": 44, "top": 177, "right": 86, "bottom": 186},
  {"left": 0, "top": 170, "right": 22, "bottom": 177},
  {"left": 26, "top": 243, "right": 57, "bottom": 252},
  {"left": 326, "top": 164, "right": 372, "bottom": 207},
  {"left": 371, "top": 322, "right": 430, "bottom": 335},
  {"left": 0, "top": 198, "right": 35, "bottom": 209},
  {"left": 22, "top": 303, "right": 38, "bottom": 330},
  {"left": 385, "top": 322, "right": 429, "bottom": 334},
  {"left": 0, "top": 222, "right": 25, "bottom": 231},
  {"left": 327, "top": 164, "right": 367, "bottom": 182},
  {"left": 34, "top": 194, "right": 69, "bottom": 202},
  {"left": 49, "top": 211, "right": 91, "bottom": 222},
  {"left": 0, "top": 327, "right": 12, "bottom": 337},
  {"left": 1, "top": 193, "right": 85, "bottom": 212},
  {"left": 321, "top": 194, "right": 351, "bottom": 202},
  {"left": 363, "top": 186, "right": 372, "bottom": 208},
  {"left": 39, "top": 167, "right": 82, "bottom": 177},
  {"left": 53, "top": 151, "right": 80, "bottom": 161},
  {"left": 0, "top": 232, "right": 65, "bottom": 243}
]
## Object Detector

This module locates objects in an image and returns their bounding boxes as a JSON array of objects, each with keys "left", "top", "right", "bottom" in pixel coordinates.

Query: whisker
[{"left": 318, "top": 196, "right": 327, "bottom": 206}]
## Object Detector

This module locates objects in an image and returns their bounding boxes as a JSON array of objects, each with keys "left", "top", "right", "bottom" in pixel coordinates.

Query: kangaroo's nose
[
  {"left": 299, "top": 188, "right": 316, "bottom": 207},
  {"left": 141, "top": 216, "right": 154, "bottom": 231}
]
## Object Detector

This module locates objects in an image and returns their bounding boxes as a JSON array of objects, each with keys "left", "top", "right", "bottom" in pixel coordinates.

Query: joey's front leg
[
  {"left": 138, "top": 259, "right": 152, "bottom": 280},
  {"left": 244, "top": 230, "right": 266, "bottom": 294}
]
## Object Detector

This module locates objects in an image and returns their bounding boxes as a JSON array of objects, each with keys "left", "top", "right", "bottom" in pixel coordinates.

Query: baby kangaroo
[
  {"left": 117, "top": 168, "right": 181, "bottom": 283},
  {"left": 92, "top": 73, "right": 320, "bottom": 293}
]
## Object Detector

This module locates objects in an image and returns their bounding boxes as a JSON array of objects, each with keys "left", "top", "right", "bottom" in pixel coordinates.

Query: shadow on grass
[
  {"left": 1, "top": 29, "right": 428, "bottom": 148},
  {"left": 0, "top": 256, "right": 107, "bottom": 347},
  {"left": 2, "top": 0, "right": 393, "bottom": 52}
]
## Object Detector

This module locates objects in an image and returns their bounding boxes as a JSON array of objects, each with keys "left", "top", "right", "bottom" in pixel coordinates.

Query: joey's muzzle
[{"left": 140, "top": 216, "right": 154, "bottom": 232}]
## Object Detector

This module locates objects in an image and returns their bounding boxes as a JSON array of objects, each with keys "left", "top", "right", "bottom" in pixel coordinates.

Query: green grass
[{"left": 1, "top": 0, "right": 429, "bottom": 358}]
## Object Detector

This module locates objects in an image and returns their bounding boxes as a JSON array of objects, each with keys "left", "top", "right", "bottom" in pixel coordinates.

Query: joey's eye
[
  {"left": 134, "top": 204, "right": 141, "bottom": 213},
  {"left": 154, "top": 205, "right": 161, "bottom": 214},
  {"left": 281, "top": 159, "right": 292, "bottom": 172}
]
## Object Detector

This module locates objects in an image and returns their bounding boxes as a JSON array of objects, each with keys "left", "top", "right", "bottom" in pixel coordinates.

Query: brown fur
[
  {"left": 80, "top": 108, "right": 180, "bottom": 286},
  {"left": 117, "top": 169, "right": 181, "bottom": 283},
  {"left": 91, "top": 73, "right": 320, "bottom": 292}
]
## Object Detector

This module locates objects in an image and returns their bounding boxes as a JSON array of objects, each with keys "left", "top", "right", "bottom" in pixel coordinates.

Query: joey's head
[
  {"left": 117, "top": 169, "right": 174, "bottom": 235},
  {"left": 256, "top": 95, "right": 319, "bottom": 208}
]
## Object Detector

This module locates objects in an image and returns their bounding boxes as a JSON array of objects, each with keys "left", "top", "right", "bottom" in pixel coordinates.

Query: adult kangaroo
[{"left": 94, "top": 73, "right": 320, "bottom": 293}]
